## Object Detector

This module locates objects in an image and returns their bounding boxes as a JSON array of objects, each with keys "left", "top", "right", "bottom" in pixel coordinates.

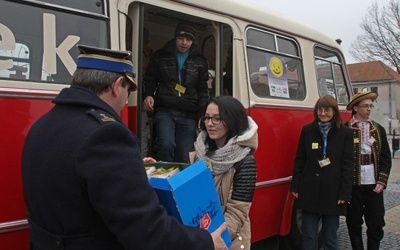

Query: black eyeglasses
[
  {"left": 201, "top": 116, "right": 223, "bottom": 124},
  {"left": 358, "top": 104, "right": 374, "bottom": 109}
]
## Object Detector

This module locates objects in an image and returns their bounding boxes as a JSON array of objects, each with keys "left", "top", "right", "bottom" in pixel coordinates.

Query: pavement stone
[{"left": 337, "top": 154, "right": 400, "bottom": 250}]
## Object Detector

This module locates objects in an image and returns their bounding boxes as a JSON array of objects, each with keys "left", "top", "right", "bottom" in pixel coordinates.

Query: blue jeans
[
  {"left": 153, "top": 111, "right": 197, "bottom": 163},
  {"left": 301, "top": 211, "right": 339, "bottom": 250}
]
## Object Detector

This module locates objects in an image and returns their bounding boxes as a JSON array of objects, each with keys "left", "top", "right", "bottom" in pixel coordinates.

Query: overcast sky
[{"left": 247, "top": 0, "right": 393, "bottom": 64}]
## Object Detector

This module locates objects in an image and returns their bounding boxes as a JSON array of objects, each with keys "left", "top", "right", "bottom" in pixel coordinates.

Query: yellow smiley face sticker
[{"left": 269, "top": 57, "right": 284, "bottom": 78}]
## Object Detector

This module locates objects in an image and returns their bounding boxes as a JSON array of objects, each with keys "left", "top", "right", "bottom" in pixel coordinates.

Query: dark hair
[
  {"left": 202, "top": 96, "right": 249, "bottom": 151},
  {"left": 313, "top": 94, "right": 342, "bottom": 128},
  {"left": 71, "top": 68, "right": 128, "bottom": 94}
]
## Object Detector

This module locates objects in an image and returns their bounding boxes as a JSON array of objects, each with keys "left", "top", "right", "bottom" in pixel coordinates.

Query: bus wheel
[
  {"left": 279, "top": 201, "right": 322, "bottom": 250},
  {"left": 279, "top": 206, "right": 301, "bottom": 249},
  {"left": 251, "top": 236, "right": 279, "bottom": 250}
]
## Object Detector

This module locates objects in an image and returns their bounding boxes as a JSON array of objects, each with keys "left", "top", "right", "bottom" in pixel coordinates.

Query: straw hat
[{"left": 346, "top": 91, "right": 378, "bottom": 110}]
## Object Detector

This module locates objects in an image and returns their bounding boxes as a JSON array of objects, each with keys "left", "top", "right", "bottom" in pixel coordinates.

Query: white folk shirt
[{"left": 353, "top": 118, "right": 376, "bottom": 185}]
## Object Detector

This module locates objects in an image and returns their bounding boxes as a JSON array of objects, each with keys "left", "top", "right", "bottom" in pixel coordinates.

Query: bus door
[{"left": 126, "top": 1, "right": 235, "bottom": 158}]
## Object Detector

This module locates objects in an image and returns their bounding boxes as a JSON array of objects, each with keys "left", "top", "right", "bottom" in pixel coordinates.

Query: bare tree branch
[{"left": 349, "top": 0, "right": 400, "bottom": 73}]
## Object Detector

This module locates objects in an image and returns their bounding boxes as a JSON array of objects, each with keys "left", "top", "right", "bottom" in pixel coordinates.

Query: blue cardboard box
[{"left": 148, "top": 160, "right": 231, "bottom": 247}]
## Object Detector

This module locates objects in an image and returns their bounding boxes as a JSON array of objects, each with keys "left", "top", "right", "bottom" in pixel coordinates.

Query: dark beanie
[{"left": 174, "top": 23, "right": 196, "bottom": 41}]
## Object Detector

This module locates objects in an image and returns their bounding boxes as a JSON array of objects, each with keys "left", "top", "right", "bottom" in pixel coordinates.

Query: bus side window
[
  {"left": 314, "top": 47, "right": 349, "bottom": 104},
  {"left": 246, "top": 28, "right": 305, "bottom": 100},
  {"left": 0, "top": 42, "right": 30, "bottom": 80},
  {"left": 250, "top": 71, "right": 270, "bottom": 97},
  {"left": 0, "top": 0, "right": 108, "bottom": 84}
]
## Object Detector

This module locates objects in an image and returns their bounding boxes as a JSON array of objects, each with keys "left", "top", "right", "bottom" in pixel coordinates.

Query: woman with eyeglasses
[
  {"left": 193, "top": 95, "right": 258, "bottom": 250},
  {"left": 345, "top": 92, "right": 391, "bottom": 250},
  {"left": 290, "top": 94, "right": 354, "bottom": 250}
]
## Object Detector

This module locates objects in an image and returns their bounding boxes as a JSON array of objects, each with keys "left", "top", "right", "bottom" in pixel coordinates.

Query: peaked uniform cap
[
  {"left": 346, "top": 91, "right": 378, "bottom": 110},
  {"left": 76, "top": 44, "right": 137, "bottom": 91}
]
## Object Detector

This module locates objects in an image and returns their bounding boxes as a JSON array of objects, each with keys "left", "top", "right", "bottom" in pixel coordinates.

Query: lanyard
[
  {"left": 322, "top": 135, "right": 327, "bottom": 158},
  {"left": 318, "top": 121, "right": 330, "bottom": 159},
  {"left": 177, "top": 69, "right": 182, "bottom": 84}
]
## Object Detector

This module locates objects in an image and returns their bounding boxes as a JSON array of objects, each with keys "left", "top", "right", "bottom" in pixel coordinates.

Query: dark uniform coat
[
  {"left": 290, "top": 121, "right": 354, "bottom": 215},
  {"left": 22, "top": 85, "right": 213, "bottom": 250}
]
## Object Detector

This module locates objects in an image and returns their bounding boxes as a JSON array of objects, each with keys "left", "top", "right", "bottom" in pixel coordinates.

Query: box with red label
[{"left": 148, "top": 160, "right": 231, "bottom": 247}]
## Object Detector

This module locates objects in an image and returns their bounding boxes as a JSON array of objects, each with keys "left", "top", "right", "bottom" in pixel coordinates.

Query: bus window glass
[
  {"left": 277, "top": 36, "right": 299, "bottom": 56},
  {"left": 0, "top": 43, "right": 31, "bottom": 80},
  {"left": 0, "top": 1, "right": 108, "bottom": 84},
  {"left": 333, "top": 64, "right": 348, "bottom": 103},
  {"left": 36, "top": 0, "right": 105, "bottom": 14},
  {"left": 246, "top": 28, "right": 305, "bottom": 100},
  {"left": 314, "top": 46, "right": 349, "bottom": 104},
  {"left": 246, "top": 29, "right": 275, "bottom": 51}
]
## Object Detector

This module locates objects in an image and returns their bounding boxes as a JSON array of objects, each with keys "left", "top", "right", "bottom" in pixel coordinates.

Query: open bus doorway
[{"left": 127, "top": 2, "right": 233, "bottom": 159}]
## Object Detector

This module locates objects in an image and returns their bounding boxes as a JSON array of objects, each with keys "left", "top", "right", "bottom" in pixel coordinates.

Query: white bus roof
[{"left": 172, "top": 0, "right": 341, "bottom": 49}]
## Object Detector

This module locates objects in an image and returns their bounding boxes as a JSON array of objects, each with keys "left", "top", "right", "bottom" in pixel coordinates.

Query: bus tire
[{"left": 279, "top": 200, "right": 322, "bottom": 250}]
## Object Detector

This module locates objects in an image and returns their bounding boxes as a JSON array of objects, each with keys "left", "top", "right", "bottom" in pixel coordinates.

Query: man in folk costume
[{"left": 345, "top": 91, "right": 392, "bottom": 250}]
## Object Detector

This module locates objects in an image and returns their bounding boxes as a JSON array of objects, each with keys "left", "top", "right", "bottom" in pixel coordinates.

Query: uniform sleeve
[
  {"left": 290, "top": 126, "right": 307, "bottom": 193},
  {"left": 338, "top": 126, "right": 354, "bottom": 201},
  {"left": 224, "top": 155, "right": 256, "bottom": 239},
  {"left": 377, "top": 124, "right": 392, "bottom": 187},
  {"left": 75, "top": 122, "right": 213, "bottom": 250}
]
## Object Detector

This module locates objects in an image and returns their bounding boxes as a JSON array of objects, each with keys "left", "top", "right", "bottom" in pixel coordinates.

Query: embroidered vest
[{"left": 349, "top": 121, "right": 389, "bottom": 186}]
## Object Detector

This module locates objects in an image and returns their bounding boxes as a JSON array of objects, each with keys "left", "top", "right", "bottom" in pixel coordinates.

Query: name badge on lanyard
[
  {"left": 175, "top": 83, "right": 186, "bottom": 96},
  {"left": 318, "top": 136, "right": 330, "bottom": 167},
  {"left": 319, "top": 157, "right": 331, "bottom": 168}
]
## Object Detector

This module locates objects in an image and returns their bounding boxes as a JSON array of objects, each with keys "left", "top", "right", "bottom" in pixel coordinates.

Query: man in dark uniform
[{"left": 21, "top": 45, "right": 227, "bottom": 250}]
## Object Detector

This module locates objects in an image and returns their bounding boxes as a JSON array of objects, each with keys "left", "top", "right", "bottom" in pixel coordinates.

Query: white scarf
[{"left": 194, "top": 117, "right": 258, "bottom": 175}]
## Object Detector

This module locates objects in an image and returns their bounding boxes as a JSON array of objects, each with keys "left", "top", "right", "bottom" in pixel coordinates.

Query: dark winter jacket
[
  {"left": 290, "top": 120, "right": 354, "bottom": 215},
  {"left": 143, "top": 39, "right": 209, "bottom": 120},
  {"left": 22, "top": 85, "right": 213, "bottom": 250}
]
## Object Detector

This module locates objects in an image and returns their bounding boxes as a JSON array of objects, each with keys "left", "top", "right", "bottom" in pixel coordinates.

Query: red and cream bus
[{"left": 0, "top": 0, "right": 352, "bottom": 248}]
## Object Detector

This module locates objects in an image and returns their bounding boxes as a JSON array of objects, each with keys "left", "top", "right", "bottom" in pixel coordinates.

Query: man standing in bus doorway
[
  {"left": 345, "top": 91, "right": 392, "bottom": 250},
  {"left": 142, "top": 22, "right": 209, "bottom": 163},
  {"left": 21, "top": 44, "right": 227, "bottom": 250}
]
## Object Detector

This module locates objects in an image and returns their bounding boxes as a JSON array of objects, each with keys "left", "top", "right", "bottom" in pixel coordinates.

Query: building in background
[{"left": 348, "top": 61, "right": 400, "bottom": 135}]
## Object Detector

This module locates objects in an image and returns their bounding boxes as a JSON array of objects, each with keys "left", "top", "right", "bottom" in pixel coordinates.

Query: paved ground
[{"left": 337, "top": 145, "right": 400, "bottom": 249}]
